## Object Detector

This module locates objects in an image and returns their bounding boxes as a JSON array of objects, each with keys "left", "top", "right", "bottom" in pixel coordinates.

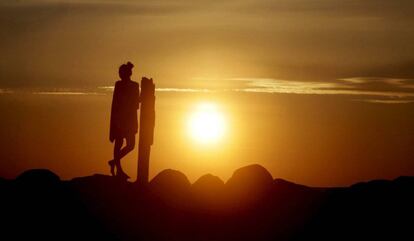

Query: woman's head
[{"left": 119, "top": 61, "right": 134, "bottom": 80}]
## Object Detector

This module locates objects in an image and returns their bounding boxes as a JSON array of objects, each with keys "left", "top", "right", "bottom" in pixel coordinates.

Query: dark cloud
[
  {"left": 1, "top": 0, "right": 414, "bottom": 89},
  {"left": 234, "top": 0, "right": 414, "bottom": 19},
  {"left": 0, "top": 1, "right": 194, "bottom": 37}
]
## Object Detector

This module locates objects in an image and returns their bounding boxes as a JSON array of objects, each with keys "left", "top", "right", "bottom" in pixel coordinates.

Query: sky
[{"left": 0, "top": 0, "right": 414, "bottom": 186}]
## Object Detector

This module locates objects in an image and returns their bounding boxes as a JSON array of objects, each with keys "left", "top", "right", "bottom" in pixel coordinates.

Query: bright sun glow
[{"left": 188, "top": 103, "right": 226, "bottom": 144}]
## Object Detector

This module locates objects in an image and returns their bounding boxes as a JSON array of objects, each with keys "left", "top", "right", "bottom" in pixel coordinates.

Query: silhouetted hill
[
  {"left": 1, "top": 165, "right": 413, "bottom": 241},
  {"left": 274, "top": 178, "right": 309, "bottom": 190},
  {"left": 272, "top": 178, "right": 316, "bottom": 199},
  {"left": 0, "top": 176, "right": 7, "bottom": 188},
  {"left": 296, "top": 176, "right": 414, "bottom": 240}
]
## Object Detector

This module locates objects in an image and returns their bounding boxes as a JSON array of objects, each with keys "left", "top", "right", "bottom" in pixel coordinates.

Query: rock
[
  {"left": 192, "top": 174, "right": 225, "bottom": 208},
  {"left": 70, "top": 174, "right": 131, "bottom": 202},
  {"left": 273, "top": 178, "right": 311, "bottom": 193},
  {"left": 71, "top": 174, "right": 121, "bottom": 187},
  {"left": 149, "top": 169, "right": 191, "bottom": 205},
  {"left": 193, "top": 174, "right": 225, "bottom": 192},
  {"left": 16, "top": 169, "right": 60, "bottom": 185},
  {"left": 226, "top": 164, "right": 273, "bottom": 206}
]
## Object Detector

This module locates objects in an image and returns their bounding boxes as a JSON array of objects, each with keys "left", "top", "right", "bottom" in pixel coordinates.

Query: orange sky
[
  {"left": 0, "top": 90, "right": 413, "bottom": 187},
  {"left": 0, "top": 1, "right": 414, "bottom": 186}
]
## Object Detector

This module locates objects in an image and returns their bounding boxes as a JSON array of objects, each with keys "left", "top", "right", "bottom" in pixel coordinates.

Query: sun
[{"left": 187, "top": 103, "right": 226, "bottom": 144}]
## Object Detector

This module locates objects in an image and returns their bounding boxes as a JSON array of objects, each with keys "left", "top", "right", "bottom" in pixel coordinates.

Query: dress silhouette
[{"left": 109, "top": 62, "right": 140, "bottom": 179}]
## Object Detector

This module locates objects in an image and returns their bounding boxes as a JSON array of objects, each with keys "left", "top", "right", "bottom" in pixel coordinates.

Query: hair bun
[{"left": 126, "top": 61, "right": 134, "bottom": 69}]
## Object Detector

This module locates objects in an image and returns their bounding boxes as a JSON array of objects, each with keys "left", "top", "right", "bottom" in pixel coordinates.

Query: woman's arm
[{"left": 109, "top": 82, "right": 119, "bottom": 142}]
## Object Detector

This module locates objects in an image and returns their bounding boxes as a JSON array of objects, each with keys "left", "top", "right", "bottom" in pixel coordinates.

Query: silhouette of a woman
[{"left": 109, "top": 62, "right": 140, "bottom": 179}]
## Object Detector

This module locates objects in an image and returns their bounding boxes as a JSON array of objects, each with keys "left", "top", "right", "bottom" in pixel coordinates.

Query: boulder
[
  {"left": 149, "top": 169, "right": 191, "bottom": 205},
  {"left": 192, "top": 174, "right": 225, "bottom": 208},
  {"left": 226, "top": 164, "right": 273, "bottom": 206},
  {"left": 16, "top": 169, "right": 60, "bottom": 186}
]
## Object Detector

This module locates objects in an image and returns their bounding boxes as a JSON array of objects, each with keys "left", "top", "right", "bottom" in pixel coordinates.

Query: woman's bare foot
[{"left": 116, "top": 170, "right": 130, "bottom": 180}]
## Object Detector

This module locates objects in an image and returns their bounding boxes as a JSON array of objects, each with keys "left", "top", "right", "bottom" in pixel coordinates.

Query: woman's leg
[
  {"left": 113, "top": 137, "right": 124, "bottom": 174},
  {"left": 115, "top": 135, "right": 135, "bottom": 177},
  {"left": 118, "top": 134, "right": 136, "bottom": 160}
]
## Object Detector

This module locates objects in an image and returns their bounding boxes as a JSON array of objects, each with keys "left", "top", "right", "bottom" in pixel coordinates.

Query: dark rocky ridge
[{"left": 1, "top": 164, "right": 413, "bottom": 241}]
